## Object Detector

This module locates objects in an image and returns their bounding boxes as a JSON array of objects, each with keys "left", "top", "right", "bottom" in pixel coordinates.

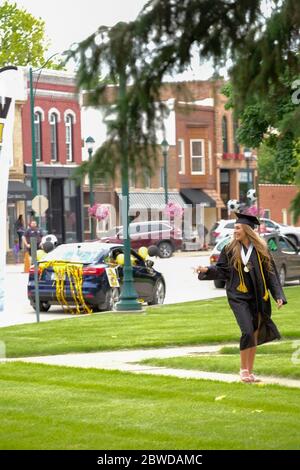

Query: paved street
[{"left": 0, "top": 253, "right": 226, "bottom": 327}]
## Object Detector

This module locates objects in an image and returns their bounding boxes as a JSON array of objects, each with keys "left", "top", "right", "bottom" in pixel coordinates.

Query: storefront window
[
  {"left": 63, "top": 179, "right": 77, "bottom": 242},
  {"left": 34, "top": 112, "right": 42, "bottom": 161},
  {"left": 239, "top": 170, "right": 253, "bottom": 203}
]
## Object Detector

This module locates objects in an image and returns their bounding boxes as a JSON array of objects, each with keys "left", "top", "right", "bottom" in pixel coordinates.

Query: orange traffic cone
[{"left": 24, "top": 251, "right": 31, "bottom": 273}]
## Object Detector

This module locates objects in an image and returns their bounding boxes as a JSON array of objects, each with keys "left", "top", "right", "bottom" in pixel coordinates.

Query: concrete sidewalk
[{"left": 2, "top": 344, "right": 300, "bottom": 389}]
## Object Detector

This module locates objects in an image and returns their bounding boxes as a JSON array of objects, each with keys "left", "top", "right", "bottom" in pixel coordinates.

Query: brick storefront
[{"left": 259, "top": 184, "right": 300, "bottom": 226}]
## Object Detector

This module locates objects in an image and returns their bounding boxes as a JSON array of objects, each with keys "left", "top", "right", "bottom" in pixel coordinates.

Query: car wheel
[
  {"left": 96, "top": 288, "right": 120, "bottom": 312},
  {"left": 148, "top": 279, "right": 165, "bottom": 305},
  {"left": 30, "top": 301, "right": 51, "bottom": 312},
  {"left": 157, "top": 241, "right": 173, "bottom": 258},
  {"left": 279, "top": 266, "right": 286, "bottom": 286},
  {"left": 214, "top": 280, "right": 225, "bottom": 289}
]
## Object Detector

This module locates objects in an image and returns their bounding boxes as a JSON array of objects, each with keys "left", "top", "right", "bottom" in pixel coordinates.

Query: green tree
[
  {"left": 68, "top": 0, "right": 300, "bottom": 218},
  {"left": 0, "top": 1, "right": 60, "bottom": 68},
  {"left": 222, "top": 82, "right": 300, "bottom": 185},
  {"left": 67, "top": 1, "right": 262, "bottom": 178}
]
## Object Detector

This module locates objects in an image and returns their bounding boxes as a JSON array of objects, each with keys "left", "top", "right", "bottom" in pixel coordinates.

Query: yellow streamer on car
[{"left": 39, "top": 261, "right": 93, "bottom": 314}]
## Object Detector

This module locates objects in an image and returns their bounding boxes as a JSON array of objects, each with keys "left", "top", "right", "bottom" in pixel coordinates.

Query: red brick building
[
  {"left": 82, "top": 79, "right": 258, "bottom": 239},
  {"left": 159, "top": 80, "right": 257, "bottom": 232},
  {"left": 22, "top": 69, "right": 83, "bottom": 243},
  {"left": 259, "top": 184, "right": 300, "bottom": 226}
]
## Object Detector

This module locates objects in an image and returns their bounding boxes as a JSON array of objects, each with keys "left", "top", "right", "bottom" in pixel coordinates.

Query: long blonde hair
[{"left": 226, "top": 225, "right": 272, "bottom": 272}]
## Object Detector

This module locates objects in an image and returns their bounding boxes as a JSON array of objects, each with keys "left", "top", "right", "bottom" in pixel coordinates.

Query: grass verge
[
  {"left": 0, "top": 286, "right": 299, "bottom": 358},
  {"left": 140, "top": 340, "right": 300, "bottom": 379},
  {"left": 0, "top": 362, "right": 300, "bottom": 450}
]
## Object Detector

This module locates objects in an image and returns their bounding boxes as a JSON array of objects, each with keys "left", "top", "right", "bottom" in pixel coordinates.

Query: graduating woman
[{"left": 196, "top": 213, "right": 287, "bottom": 383}]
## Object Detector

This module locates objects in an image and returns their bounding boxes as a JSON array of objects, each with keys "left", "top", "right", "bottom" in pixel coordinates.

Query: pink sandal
[
  {"left": 240, "top": 369, "right": 252, "bottom": 383},
  {"left": 249, "top": 373, "right": 261, "bottom": 383}
]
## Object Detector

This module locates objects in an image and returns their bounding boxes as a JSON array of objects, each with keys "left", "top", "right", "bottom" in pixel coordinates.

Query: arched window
[
  {"left": 34, "top": 111, "right": 42, "bottom": 161},
  {"left": 233, "top": 119, "right": 240, "bottom": 154},
  {"left": 50, "top": 113, "right": 58, "bottom": 161},
  {"left": 222, "top": 116, "right": 228, "bottom": 154},
  {"left": 65, "top": 114, "right": 73, "bottom": 162}
]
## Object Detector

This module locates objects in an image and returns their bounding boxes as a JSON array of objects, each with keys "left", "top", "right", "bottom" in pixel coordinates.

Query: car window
[
  {"left": 130, "top": 252, "right": 145, "bottom": 266},
  {"left": 42, "top": 245, "right": 107, "bottom": 264},
  {"left": 148, "top": 222, "right": 160, "bottom": 232},
  {"left": 160, "top": 223, "right": 172, "bottom": 231},
  {"left": 264, "top": 220, "right": 276, "bottom": 229},
  {"left": 129, "top": 224, "right": 141, "bottom": 235},
  {"left": 267, "top": 238, "right": 278, "bottom": 252},
  {"left": 104, "top": 227, "right": 121, "bottom": 237},
  {"left": 109, "top": 247, "right": 145, "bottom": 266},
  {"left": 210, "top": 222, "right": 218, "bottom": 232},
  {"left": 279, "top": 237, "right": 297, "bottom": 254},
  {"left": 217, "top": 237, "right": 231, "bottom": 251},
  {"left": 224, "top": 222, "right": 235, "bottom": 229}
]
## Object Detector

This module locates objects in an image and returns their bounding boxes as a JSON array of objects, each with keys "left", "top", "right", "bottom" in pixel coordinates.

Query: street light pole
[
  {"left": 161, "top": 139, "right": 169, "bottom": 205},
  {"left": 29, "top": 67, "right": 38, "bottom": 199},
  {"left": 85, "top": 136, "right": 96, "bottom": 240},
  {"left": 29, "top": 54, "right": 60, "bottom": 219},
  {"left": 116, "top": 69, "right": 141, "bottom": 312}
]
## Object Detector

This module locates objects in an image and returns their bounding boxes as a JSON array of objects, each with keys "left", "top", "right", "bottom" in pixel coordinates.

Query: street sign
[{"left": 32, "top": 195, "right": 49, "bottom": 216}]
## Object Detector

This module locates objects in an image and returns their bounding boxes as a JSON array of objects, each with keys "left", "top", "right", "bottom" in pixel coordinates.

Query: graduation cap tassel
[
  {"left": 257, "top": 252, "right": 269, "bottom": 301},
  {"left": 237, "top": 261, "right": 248, "bottom": 293}
]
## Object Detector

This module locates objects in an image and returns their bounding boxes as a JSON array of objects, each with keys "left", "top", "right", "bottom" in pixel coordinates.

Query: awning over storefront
[
  {"left": 180, "top": 188, "right": 225, "bottom": 209},
  {"left": 8, "top": 180, "right": 32, "bottom": 202},
  {"left": 117, "top": 191, "right": 186, "bottom": 209}
]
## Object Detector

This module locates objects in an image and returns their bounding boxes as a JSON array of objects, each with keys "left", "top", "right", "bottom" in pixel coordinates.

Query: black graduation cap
[{"left": 234, "top": 212, "right": 260, "bottom": 229}]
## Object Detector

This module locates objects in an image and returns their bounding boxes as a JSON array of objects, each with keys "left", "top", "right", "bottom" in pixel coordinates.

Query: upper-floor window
[
  {"left": 50, "top": 113, "right": 58, "bottom": 162},
  {"left": 178, "top": 139, "right": 185, "bottom": 174},
  {"left": 34, "top": 111, "right": 42, "bottom": 161},
  {"left": 222, "top": 116, "right": 228, "bottom": 153},
  {"left": 233, "top": 119, "right": 240, "bottom": 154},
  {"left": 65, "top": 114, "right": 74, "bottom": 162},
  {"left": 190, "top": 139, "right": 205, "bottom": 174},
  {"left": 143, "top": 169, "right": 151, "bottom": 188},
  {"left": 129, "top": 168, "right": 136, "bottom": 188},
  {"left": 160, "top": 167, "right": 165, "bottom": 187}
]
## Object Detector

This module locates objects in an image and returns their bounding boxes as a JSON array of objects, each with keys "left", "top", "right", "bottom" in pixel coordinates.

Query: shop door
[
  {"left": 50, "top": 179, "right": 64, "bottom": 243},
  {"left": 7, "top": 204, "right": 17, "bottom": 249}
]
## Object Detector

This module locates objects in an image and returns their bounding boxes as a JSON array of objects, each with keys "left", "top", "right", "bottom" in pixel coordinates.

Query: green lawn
[
  {"left": 0, "top": 362, "right": 300, "bottom": 450},
  {"left": 0, "top": 286, "right": 299, "bottom": 358},
  {"left": 140, "top": 340, "right": 300, "bottom": 379}
]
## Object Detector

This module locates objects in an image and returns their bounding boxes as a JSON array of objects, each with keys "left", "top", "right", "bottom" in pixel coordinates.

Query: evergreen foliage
[
  {"left": 67, "top": 0, "right": 261, "bottom": 179},
  {"left": 67, "top": 0, "right": 300, "bottom": 218}
]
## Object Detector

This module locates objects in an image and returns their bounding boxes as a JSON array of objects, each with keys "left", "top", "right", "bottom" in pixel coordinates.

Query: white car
[
  {"left": 209, "top": 219, "right": 236, "bottom": 245},
  {"left": 213, "top": 217, "right": 300, "bottom": 247}
]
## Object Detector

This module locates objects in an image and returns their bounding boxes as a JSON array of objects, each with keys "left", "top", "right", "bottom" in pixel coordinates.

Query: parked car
[
  {"left": 209, "top": 233, "right": 300, "bottom": 288},
  {"left": 28, "top": 242, "right": 166, "bottom": 313},
  {"left": 100, "top": 220, "right": 182, "bottom": 258},
  {"left": 260, "top": 218, "right": 300, "bottom": 247},
  {"left": 209, "top": 219, "right": 236, "bottom": 245}
]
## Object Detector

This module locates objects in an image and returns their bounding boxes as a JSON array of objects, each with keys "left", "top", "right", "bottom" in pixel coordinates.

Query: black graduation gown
[{"left": 198, "top": 246, "right": 287, "bottom": 350}]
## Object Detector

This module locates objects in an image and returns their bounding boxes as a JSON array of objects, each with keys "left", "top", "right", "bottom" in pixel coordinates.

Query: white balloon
[
  {"left": 247, "top": 189, "right": 257, "bottom": 202},
  {"left": 227, "top": 199, "right": 240, "bottom": 212}
]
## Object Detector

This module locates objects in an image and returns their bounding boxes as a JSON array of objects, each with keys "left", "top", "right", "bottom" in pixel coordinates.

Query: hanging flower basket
[
  {"left": 88, "top": 204, "right": 110, "bottom": 221},
  {"left": 244, "top": 205, "right": 265, "bottom": 217},
  {"left": 164, "top": 201, "right": 184, "bottom": 218}
]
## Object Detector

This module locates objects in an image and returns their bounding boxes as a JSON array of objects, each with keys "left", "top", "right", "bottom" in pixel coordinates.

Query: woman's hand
[
  {"left": 194, "top": 266, "right": 208, "bottom": 274},
  {"left": 276, "top": 299, "right": 284, "bottom": 309}
]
